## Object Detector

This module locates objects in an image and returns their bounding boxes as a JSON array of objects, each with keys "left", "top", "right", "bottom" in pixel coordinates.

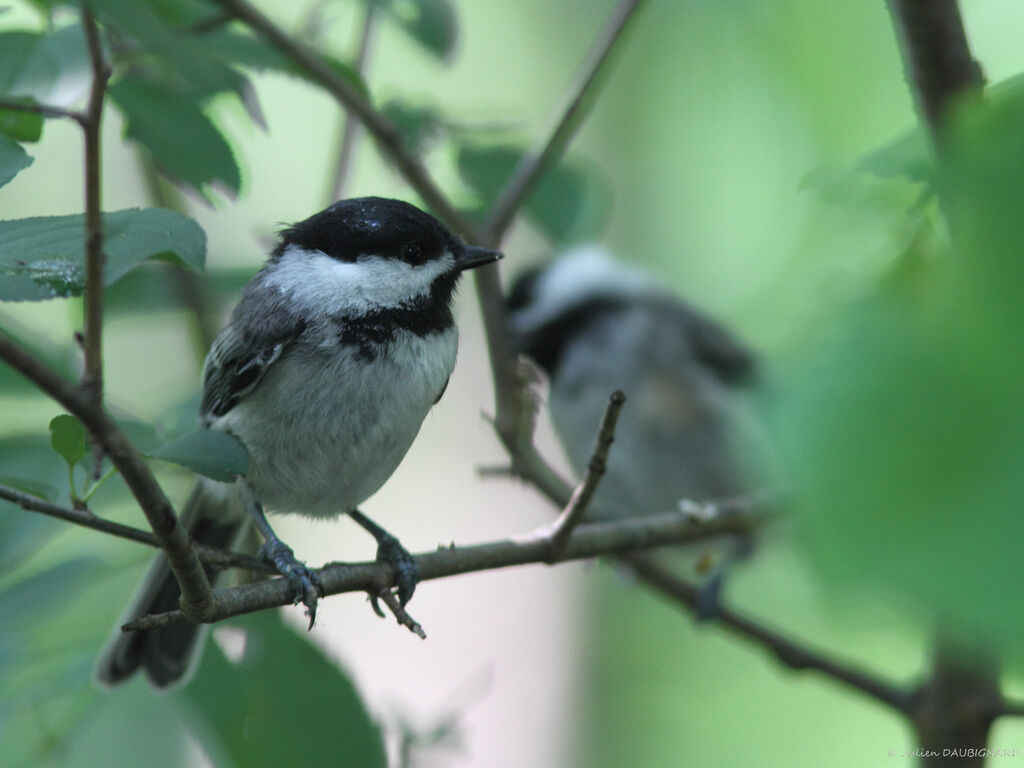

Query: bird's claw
[
  {"left": 373, "top": 533, "right": 419, "bottom": 611},
  {"left": 260, "top": 539, "right": 322, "bottom": 628}
]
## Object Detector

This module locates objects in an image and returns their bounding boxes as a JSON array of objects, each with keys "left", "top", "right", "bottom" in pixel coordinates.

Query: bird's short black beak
[{"left": 455, "top": 244, "right": 503, "bottom": 272}]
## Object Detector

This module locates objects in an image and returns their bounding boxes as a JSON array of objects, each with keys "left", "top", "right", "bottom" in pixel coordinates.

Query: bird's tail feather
[{"left": 94, "top": 478, "right": 248, "bottom": 689}]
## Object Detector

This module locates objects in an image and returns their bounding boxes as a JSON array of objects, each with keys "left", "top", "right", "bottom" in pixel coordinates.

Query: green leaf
[
  {"left": 0, "top": 558, "right": 104, "bottom": 634},
  {"left": 200, "top": 29, "right": 370, "bottom": 99},
  {"left": 456, "top": 142, "right": 611, "bottom": 244},
  {"left": 379, "top": 98, "right": 444, "bottom": 154},
  {"left": 178, "top": 612, "right": 387, "bottom": 768},
  {"left": 110, "top": 77, "right": 241, "bottom": 197},
  {"left": 376, "top": 0, "right": 458, "bottom": 60},
  {"left": 0, "top": 108, "right": 42, "bottom": 142},
  {"left": 89, "top": 0, "right": 240, "bottom": 95},
  {"left": 777, "top": 93, "right": 1024, "bottom": 653},
  {"left": 149, "top": 429, "right": 248, "bottom": 481},
  {"left": 0, "top": 133, "right": 31, "bottom": 188},
  {"left": 48, "top": 414, "right": 87, "bottom": 468},
  {"left": 0, "top": 208, "right": 206, "bottom": 301},
  {"left": 0, "top": 25, "right": 91, "bottom": 107}
]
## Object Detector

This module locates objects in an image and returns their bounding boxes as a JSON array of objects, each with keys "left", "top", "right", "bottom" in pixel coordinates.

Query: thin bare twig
[
  {"left": 0, "top": 332, "right": 214, "bottom": 620},
  {"left": 80, "top": 8, "right": 111, "bottom": 411},
  {"left": 0, "top": 99, "right": 85, "bottom": 124},
  {"left": 887, "top": 0, "right": 983, "bottom": 141},
  {"left": 0, "top": 482, "right": 272, "bottom": 572},
  {"left": 326, "top": 2, "right": 377, "bottom": 203},
  {"left": 545, "top": 390, "right": 625, "bottom": 559},
  {"left": 480, "top": 0, "right": 645, "bottom": 242},
  {"left": 120, "top": 501, "right": 761, "bottom": 632},
  {"left": 622, "top": 553, "right": 914, "bottom": 714}
]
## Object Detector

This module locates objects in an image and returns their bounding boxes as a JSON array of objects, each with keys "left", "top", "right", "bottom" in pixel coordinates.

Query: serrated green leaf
[
  {"left": 178, "top": 612, "right": 387, "bottom": 768},
  {"left": 457, "top": 142, "right": 611, "bottom": 244},
  {"left": 149, "top": 429, "right": 248, "bottom": 481},
  {"left": 48, "top": 413, "right": 87, "bottom": 468},
  {"left": 110, "top": 77, "right": 241, "bottom": 197},
  {"left": 0, "top": 208, "right": 206, "bottom": 301},
  {"left": 377, "top": 0, "right": 458, "bottom": 60},
  {"left": 0, "top": 133, "right": 31, "bottom": 188}
]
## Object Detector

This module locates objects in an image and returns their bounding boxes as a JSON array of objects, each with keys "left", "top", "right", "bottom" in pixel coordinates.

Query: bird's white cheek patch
[{"left": 265, "top": 246, "right": 455, "bottom": 316}]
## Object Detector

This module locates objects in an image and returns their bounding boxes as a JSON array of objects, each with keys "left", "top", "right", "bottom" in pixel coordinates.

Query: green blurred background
[{"left": 4, "top": 0, "right": 1024, "bottom": 765}]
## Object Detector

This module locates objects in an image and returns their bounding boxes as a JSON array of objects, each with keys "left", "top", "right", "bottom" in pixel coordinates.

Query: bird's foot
[
  {"left": 368, "top": 531, "right": 419, "bottom": 617},
  {"left": 259, "top": 539, "right": 323, "bottom": 628}
]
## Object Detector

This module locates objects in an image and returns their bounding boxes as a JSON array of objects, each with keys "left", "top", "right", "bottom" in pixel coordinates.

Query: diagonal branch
[
  {"left": 213, "top": 0, "right": 478, "bottom": 239},
  {"left": 887, "top": 0, "right": 983, "bottom": 141},
  {"left": 622, "top": 553, "right": 914, "bottom": 714},
  {"left": 0, "top": 332, "right": 214, "bottom": 620},
  {"left": 473, "top": 0, "right": 646, "bottom": 458},
  {"left": 0, "top": 482, "right": 271, "bottom": 573},
  {"left": 121, "top": 500, "right": 763, "bottom": 632},
  {"left": 544, "top": 390, "right": 625, "bottom": 559},
  {"left": 480, "top": 0, "right": 645, "bottom": 243}
]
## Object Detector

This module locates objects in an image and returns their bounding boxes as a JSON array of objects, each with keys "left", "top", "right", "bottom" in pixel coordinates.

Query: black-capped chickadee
[
  {"left": 96, "top": 197, "right": 501, "bottom": 688},
  {"left": 505, "top": 246, "right": 765, "bottom": 523}
]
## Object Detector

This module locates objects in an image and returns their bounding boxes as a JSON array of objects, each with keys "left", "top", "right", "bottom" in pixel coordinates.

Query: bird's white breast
[{"left": 213, "top": 324, "right": 458, "bottom": 517}]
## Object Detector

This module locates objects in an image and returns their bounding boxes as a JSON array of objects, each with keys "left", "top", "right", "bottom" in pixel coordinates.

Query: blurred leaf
[
  {"left": 778, "top": 93, "right": 1024, "bottom": 652},
  {"left": 380, "top": 98, "right": 444, "bottom": 154},
  {"left": 48, "top": 414, "right": 87, "bottom": 469},
  {"left": 178, "top": 611, "right": 387, "bottom": 768},
  {"left": 374, "top": 0, "right": 458, "bottom": 60},
  {"left": 456, "top": 142, "right": 611, "bottom": 244},
  {"left": 89, "top": 0, "right": 240, "bottom": 95},
  {"left": 857, "top": 128, "right": 931, "bottom": 185},
  {"left": 149, "top": 429, "right": 248, "bottom": 481},
  {"left": 199, "top": 29, "right": 369, "bottom": 98},
  {"left": 0, "top": 24, "right": 91, "bottom": 108},
  {"left": 110, "top": 76, "right": 241, "bottom": 198},
  {"left": 0, "top": 505, "right": 59, "bottom": 578},
  {"left": 0, "top": 472, "right": 57, "bottom": 502},
  {"left": 0, "top": 133, "right": 31, "bottom": 188},
  {"left": 0, "top": 324, "right": 75, "bottom": 394},
  {"left": 0, "top": 208, "right": 206, "bottom": 301},
  {"left": 0, "top": 108, "right": 42, "bottom": 142},
  {"left": 0, "top": 557, "right": 104, "bottom": 633},
  {"left": 107, "top": 262, "right": 249, "bottom": 317}
]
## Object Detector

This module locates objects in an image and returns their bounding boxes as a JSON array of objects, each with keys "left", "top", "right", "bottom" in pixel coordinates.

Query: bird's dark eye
[{"left": 403, "top": 242, "right": 426, "bottom": 264}]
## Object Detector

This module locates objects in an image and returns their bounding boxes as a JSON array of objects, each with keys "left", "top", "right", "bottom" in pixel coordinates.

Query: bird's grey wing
[
  {"left": 200, "top": 316, "right": 307, "bottom": 420},
  {"left": 672, "top": 304, "right": 756, "bottom": 386}
]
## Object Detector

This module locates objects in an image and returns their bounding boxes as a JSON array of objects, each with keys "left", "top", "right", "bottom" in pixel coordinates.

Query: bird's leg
[
  {"left": 240, "top": 481, "right": 322, "bottom": 627},
  {"left": 694, "top": 535, "right": 754, "bottom": 621},
  {"left": 348, "top": 508, "right": 419, "bottom": 611}
]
